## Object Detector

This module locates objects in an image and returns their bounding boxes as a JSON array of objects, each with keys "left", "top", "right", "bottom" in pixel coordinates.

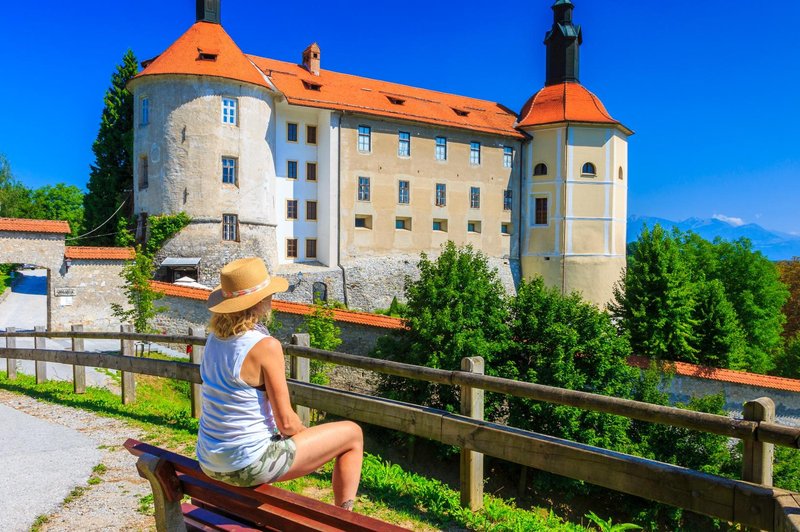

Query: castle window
[
  {"left": 140, "top": 98, "right": 149, "bottom": 126},
  {"left": 302, "top": 81, "right": 322, "bottom": 91},
  {"left": 534, "top": 163, "right": 548, "bottom": 176},
  {"left": 467, "top": 220, "right": 481, "bottom": 233},
  {"left": 501, "top": 223, "right": 511, "bottom": 235},
  {"left": 287, "top": 122, "right": 298, "bottom": 142},
  {"left": 470, "top": 187, "right": 480, "bottom": 209},
  {"left": 435, "top": 183, "right": 446, "bottom": 207},
  {"left": 312, "top": 281, "right": 328, "bottom": 303},
  {"left": 358, "top": 176, "right": 370, "bottom": 201},
  {"left": 398, "top": 131, "right": 411, "bottom": 157},
  {"left": 355, "top": 215, "right": 372, "bottom": 229},
  {"left": 138, "top": 155, "right": 149, "bottom": 190},
  {"left": 432, "top": 219, "right": 448, "bottom": 232},
  {"left": 222, "top": 98, "right": 237, "bottom": 125},
  {"left": 307, "top": 162, "right": 317, "bottom": 181},
  {"left": 286, "top": 239, "right": 298, "bottom": 258},
  {"left": 503, "top": 146, "right": 513, "bottom": 168},
  {"left": 222, "top": 157, "right": 237, "bottom": 185},
  {"left": 395, "top": 217, "right": 411, "bottom": 230},
  {"left": 398, "top": 180, "right": 410, "bottom": 204},
  {"left": 618, "top": 167, "right": 624, "bottom": 180},
  {"left": 286, "top": 200, "right": 298, "bottom": 220},
  {"left": 357, "top": 125, "right": 371, "bottom": 153},
  {"left": 470, "top": 142, "right": 481, "bottom": 165},
  {"left": 435, "top": 136, "right": 447, "bottom": 161},
  {"left": 504, "top": 189, "right": 512, "bottom": 211},
  {"left": 581, "top": 162, "right": 597, "bottom": 176},
  {"left": 222, "top": 214, "right": 239, "bottom": 241},
  {"left": 306, "top": 239, "right": 317, "bottom": 259},
  {"left": 306, "top": 201, "right": 317, "bottom": 221},
  {"left": 306, "top": 125, "right": 317, "bottom": 145},
  {"left": 534, "top": 197, "right": 548, "bottom": 226},
  {"left": 287, "top": 160, "right": 298, "bottom": 179}
]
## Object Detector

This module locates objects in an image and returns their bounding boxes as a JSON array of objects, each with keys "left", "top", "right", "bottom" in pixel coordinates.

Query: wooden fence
[{"left": 1, "top": 327, "right": 799, "bottom": 531}]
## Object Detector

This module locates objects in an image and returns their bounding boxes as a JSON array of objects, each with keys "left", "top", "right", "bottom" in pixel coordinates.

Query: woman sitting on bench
[{"left": 197, "top": 258, "right": 363, "bottom": 511}]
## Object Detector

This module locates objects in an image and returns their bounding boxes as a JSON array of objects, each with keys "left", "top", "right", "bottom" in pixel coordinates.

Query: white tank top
[{"left": 196, "top": 329, "right": 279, "bottom": 472}]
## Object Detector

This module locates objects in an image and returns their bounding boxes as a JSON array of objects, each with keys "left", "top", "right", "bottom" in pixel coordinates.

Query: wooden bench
[{"left": 124, "top": 439, "right": 410, "bottom": 531}]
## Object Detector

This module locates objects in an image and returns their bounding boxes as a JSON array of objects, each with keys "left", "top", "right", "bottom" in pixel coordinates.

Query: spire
[
  {"left": 544, "top": 0, "right": 582, "bottom": 86},
  {"left": 196, "top": 0, "right": 221, "bottom": 24}
]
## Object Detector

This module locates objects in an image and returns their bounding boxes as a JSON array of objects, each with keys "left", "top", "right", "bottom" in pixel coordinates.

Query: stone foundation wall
[{"left": 55, "top": 260, "right": 129, "bottom": 331}]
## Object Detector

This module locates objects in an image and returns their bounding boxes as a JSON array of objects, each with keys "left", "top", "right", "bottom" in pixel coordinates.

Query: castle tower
[{"left": 517, "top": 0, "right": 632, "bottom": 308}]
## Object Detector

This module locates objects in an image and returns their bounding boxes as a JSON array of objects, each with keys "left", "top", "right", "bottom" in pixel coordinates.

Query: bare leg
[{"left": 277, "top": 421, "right": 363, "bottom": 506}]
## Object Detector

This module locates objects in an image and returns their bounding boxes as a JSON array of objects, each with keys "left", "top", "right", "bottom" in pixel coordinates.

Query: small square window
[
  {"left": 398, "top": 180, "right": 410, "bottom": 204},
  {"left": 306, "top": 239, "right": 317, "bottom": 259},
  {"left": 470, "top": 186, "right": 480, "bottom": 209},
  {"left": 141, "top": 98, "right": 149, "bottom": 126},
  {"left": 432, "top": 219, "right": 448, "bottom": 232},
  {"left": 503, "top": 146, "right": 513, "bottom": 168},
  {"left": 222, "top": 214, "right": 239, "bottom": 241},
  {"left": 287, "top": 238, "right": 298, "bottom": 258},
  {"left": 468, "top": 220, "right": 482, "bottom": 233},
  {"left": 222, "top": 98, "right": 237, "bottom": 125},
  {"left": 222, "top": 157, "right": 237, "bottom": 185},
  {"left": 398, "top": 131, "right": 411, "bottom": 157},
  {"left": 307, "top": 125, "right": 317, "bottom": 145},
  {"left": 306, "top": 162, "right": 317, "bottom": 181},
  {"left": 395, "top": 217, "right": 411, "bottom": 230},
  {"left": 470, "top": 142, "right": 481, "bottom": 165},
  {"left": 287, "top": 122, "right": 298, "bottom": 142},
  {"left": 501, "top": 223, "right": 511, "bottom": 235},
  {"left": 355, "top": 215, "right": 372, "bottom": 229},
  {"left": 358, "top": 176, "right": 370, "bottom": 201},
  {"left": 306, "top": 201, "right": 317, "bottom": 221},
  {"left": 435, "top": 183, "right": 446, "bottom": 207},
  {"left": 287, "top": 160, "right": 298, "bottom": 179},
  {"left": 357, "top": 125, "right": 371, "bottom": 153},
  {"left": 286, "top": 199, "right": 298, "bottom": 220},
  {"left": 435, "top": 136, "right": 447, "bottom": 161}
]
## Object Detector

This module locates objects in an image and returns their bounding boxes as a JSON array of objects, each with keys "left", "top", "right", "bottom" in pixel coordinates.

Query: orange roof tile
[
  {"left": 517, "top": 82, "right": 630, "bottom": 133},
  {"left": 0, "top": 217, "right": 70, "bottom": 234},
  {"left": 133, "top": 22, "right": 270, "bottom": 89},
  {"left": 249, "top": 56, "right": 524, "bottom": 139},
  {"left": 151, "top": 280, "right": 406, "bottom": 330},
  {"left": 64, "top": 246, "right": 135, "bottom": 260},
  {"left": 628, "top": 356, "right": 800, "bottom": 393}
]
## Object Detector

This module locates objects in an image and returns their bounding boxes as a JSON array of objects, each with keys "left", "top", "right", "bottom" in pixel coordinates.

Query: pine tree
[{"left": 82, "top": 49, "right": 138, "bottom": 245}]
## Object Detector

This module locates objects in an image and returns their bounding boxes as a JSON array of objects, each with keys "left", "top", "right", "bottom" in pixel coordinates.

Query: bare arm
[{"left": 249, "top": 337, "right": 305, "bottom": 436}]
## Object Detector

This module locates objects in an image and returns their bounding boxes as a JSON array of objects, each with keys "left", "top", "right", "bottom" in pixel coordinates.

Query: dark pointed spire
[
  {"left": 196, "top": 0, "right": 221, "bottom": 24},
  {"left": 544, "top": 0, "right": 582, "bottom": 86}
]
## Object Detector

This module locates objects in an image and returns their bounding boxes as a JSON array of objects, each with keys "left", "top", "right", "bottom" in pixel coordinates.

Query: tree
[
  {"left": 82, "top": 50, "right": 138, "bottom": 246},
  {"left": 374, "top": 242, "right": 511, "bottom": 417},
  {"left": 777, "top": 258, "right": 800, "bottom": 340},
  {"left": 0, "top": 155, "right": 32, "bottom": 218},
  {"left": 28, "top": 184, "right": 84, "bottom": 238},
  {"left": 298, "top": 300, "right": 342, "bottom": 385},
  {"left": 691, "top": 279, "right": 747, "bottom": 368},
  {"left": 110, "top": 247, "right": 165, "bottom": 333},
  {"left": 773, "top": 335, "right": 800, "bottom": 379},
  {"left": 611, "top": 225, "right": 698, "bottom": 362}
]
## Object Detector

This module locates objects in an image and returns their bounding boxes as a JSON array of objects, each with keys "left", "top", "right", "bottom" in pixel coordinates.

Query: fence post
[
  {"left": 6, "top": 326, "right": 17, "bottom": 380},
  {"left": 290, "top": 334, "right": 311, "bottom": 427},
  {"left": 71, "top": 324, "right": 85, "bottom": 394},
  {"left": 189, "top": 326, "right": 205, "bottom": 419},
  {"left": 460, "top": 356, "right": 485, "bottom": 511},
  {"left": 742, "top": 397, "right": 775, "bottom": 487},
  {"left": 120, "top": 324, "right": 135, "bottom": 404},
  {"left": 34, "top": 325, "right": 47, "bottom": 384}
]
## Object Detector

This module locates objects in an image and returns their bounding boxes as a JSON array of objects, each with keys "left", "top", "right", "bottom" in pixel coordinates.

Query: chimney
[
  {"left": 302, "top": 43, "right": 321, "bottom": 76},
  {"left": 196, "top": 0, "right": 221, "bottom": 24}
]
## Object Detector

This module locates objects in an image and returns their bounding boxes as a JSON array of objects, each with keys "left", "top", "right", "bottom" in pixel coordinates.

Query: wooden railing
[{"left": 1, "top": 327, "right": 799, "bottom": 531}]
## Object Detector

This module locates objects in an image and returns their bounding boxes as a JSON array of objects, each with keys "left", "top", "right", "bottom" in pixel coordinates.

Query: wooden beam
[
  {"left": 459, "top": 356, "right": 484, "bottom": 511},
  {"left": 71, "top": 324, "right": 85, "bottom": 394},
  {"left": 4, "top": 326, "right": 16, "bottom": 380},
  {"left": 120, "top": 325, "right": 136, "bottom": 405},
  {"left": 0, "top": 330, "right": 205, "bottom": 346},
  {"left": 34, "top": 326, "right": 47, "bottom": 384},
  {"left": 188, "top": 326, "right": 205, "bottom": 419},
  {"left": 290, "top": 334, "right": 311, "bottom": 427}
]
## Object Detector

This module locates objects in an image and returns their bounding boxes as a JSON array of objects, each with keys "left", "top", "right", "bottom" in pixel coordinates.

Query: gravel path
[{"left": 0, "top": 390, "right": 155, "bottom": 531}]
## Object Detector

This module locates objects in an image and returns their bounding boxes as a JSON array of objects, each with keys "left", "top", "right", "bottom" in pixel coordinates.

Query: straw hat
[{"left": 207, "top": 258, "right": 288, "bottom": 313}]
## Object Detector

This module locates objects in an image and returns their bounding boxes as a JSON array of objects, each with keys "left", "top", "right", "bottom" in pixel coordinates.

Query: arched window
[
  {"left": 618, "top": 167, "right": 624, "bottom": 180},
  {"left": 581, "top": 162, "right": 596, "bottom": 176},
  {"left": 312, "top": 281, "right": 328, "bottom": 303},
  {"left": 533, "top": 163, "right": 548, "bottom": 176}
]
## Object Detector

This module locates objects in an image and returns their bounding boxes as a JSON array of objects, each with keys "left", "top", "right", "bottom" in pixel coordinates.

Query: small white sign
[{"left": 54, "top": 287, "right": 77, "bottom": 297}]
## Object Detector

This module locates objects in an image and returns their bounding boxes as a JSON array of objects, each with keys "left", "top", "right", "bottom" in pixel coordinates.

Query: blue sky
[{"left": 1, "top": 1, "right": 798, "bottom": 234}]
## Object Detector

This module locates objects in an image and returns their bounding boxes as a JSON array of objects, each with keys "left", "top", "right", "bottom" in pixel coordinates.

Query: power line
[{"left": 67, "top": 199, "right": 127, "bottom": 241}]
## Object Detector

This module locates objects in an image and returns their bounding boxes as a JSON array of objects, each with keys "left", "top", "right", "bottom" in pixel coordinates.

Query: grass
[
  {"left": 0, "top": 270, "right": 11, "bottom": 295},
  {"left": 0, "top": 369, "right": 586, "bottom": 531}
]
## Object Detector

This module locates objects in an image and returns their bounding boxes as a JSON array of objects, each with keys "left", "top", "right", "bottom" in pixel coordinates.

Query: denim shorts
[{"left": 201, "top": 435, "right": 297, "bottom": 487}]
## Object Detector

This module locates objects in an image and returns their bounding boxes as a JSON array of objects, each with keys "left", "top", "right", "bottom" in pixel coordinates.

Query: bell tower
[{"left": 544, "top": 0, "right": 582, "bottom": 86}]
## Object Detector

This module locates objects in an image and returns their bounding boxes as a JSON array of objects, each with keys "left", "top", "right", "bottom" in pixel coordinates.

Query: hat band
[{"left": 221, "top": 277, "right": 271, "bottom": 298}]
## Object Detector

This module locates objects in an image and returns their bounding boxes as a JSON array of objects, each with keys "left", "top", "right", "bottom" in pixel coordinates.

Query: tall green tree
[
  {"left": 611, "top": 225, "right": 698, "bottom": 362},
  {"left": 0, "top": 155, "right": 32, "bottom": 218},
  {"left": 110, "top": 247, "right": 165, "bottom": 333},
  {"left": 691, "top": 279, "right": 747, "bottom": 368},
  {"left": 28, "top": 183, "right": 84, "bottom": 238},
  {"left": 374, "top": 242, "right": 511, "bottom": 416},
  {"left": 82, "top": 49, "right": 138, "bottom": 245}
]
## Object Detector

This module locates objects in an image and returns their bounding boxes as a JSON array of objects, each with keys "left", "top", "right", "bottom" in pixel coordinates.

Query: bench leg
[{"left": 136, "top": 453, "right": 187, "bottom": 532}]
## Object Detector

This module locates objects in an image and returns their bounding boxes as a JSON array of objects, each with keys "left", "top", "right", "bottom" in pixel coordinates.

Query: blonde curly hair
[{"left": 208, "top": 297, "right": 272, "bottom": 339}]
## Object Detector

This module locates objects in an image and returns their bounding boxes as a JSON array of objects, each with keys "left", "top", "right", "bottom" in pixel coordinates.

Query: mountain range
[{"left": 627, "top": 215, "right": 800, "bottom": 261}]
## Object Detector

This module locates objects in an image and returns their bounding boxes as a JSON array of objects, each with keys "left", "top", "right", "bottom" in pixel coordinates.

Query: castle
[{"left": 129, "top": 0, "right": 631, "bottom": 310}]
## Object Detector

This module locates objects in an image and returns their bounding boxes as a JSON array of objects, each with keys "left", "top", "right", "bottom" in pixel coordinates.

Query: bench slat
[{"left": 182, "top": 502, "right": 264, "bottom": 531}]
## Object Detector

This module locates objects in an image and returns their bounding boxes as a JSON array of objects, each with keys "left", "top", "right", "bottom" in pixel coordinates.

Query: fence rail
[{"left": 1, "top": 328, "right": 799, "bottom": 531}]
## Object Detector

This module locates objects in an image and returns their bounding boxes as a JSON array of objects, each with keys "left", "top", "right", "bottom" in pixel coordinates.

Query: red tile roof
[
  {"left": 133, "top": 22, "right": 270, "bottom": 89},
  {"left": 151, "top": 280, "right": 406, "bottom": 330},
  {"left": 517, "top": 82, "right": 631, "bottom": 134},
  {"left": 0, "top": 217, "right": 71, "bottom": 234},
  {"left": 628, "top": 356, "right": 800, "bottom": 393},
  {"left": 64, "top": 246, "right": 135, "bottom": 260},
  {"left": 134, "top": 21, "right": 522, "bottom": 139},
  {"left": 249, "top": 56, "right": 525, "bottom": 139}
]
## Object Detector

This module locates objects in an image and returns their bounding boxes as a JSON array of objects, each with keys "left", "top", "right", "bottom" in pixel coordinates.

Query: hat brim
[{"left": 207, "top": 276, "right": 289, "bottom": 313}]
